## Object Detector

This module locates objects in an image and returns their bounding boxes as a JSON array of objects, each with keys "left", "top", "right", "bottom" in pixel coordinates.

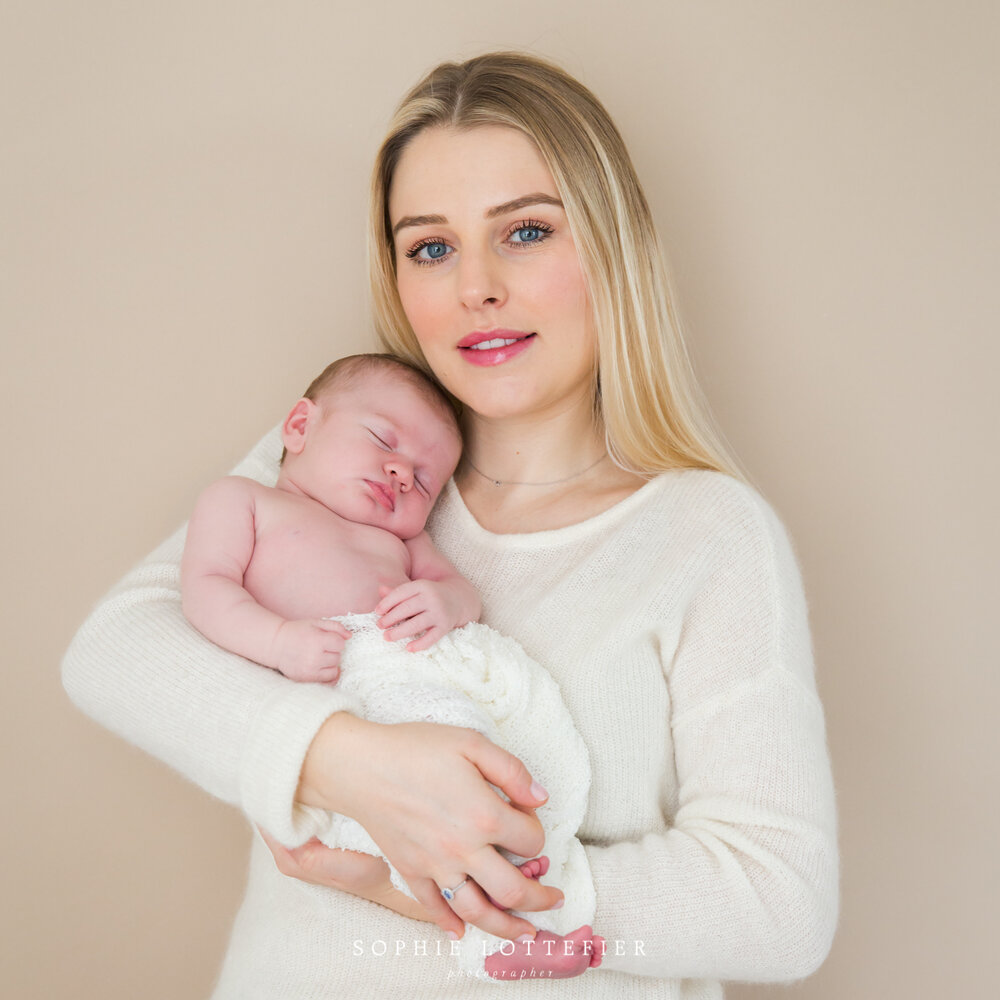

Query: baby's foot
[
  {"left": 484, "top": 924, "right": 605, "bottom": 981},
  {"left": 483, "top": 856, "right": 551, "bottom": 910},
  {"left": 518, "top": 856, "right": 549, "bottom": 881}
]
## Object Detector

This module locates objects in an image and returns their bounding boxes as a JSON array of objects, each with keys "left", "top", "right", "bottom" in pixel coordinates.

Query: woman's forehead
[{"left": 388, "top": 125, "right": 558, "bottom": 223}]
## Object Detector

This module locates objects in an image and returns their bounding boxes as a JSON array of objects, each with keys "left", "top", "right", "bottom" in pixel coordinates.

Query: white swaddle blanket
[{"left": 316, "top": 613, "right": 594, "bottom": 972}]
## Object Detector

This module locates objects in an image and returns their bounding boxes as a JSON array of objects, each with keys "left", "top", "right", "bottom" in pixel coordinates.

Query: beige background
[{"left": 3, "top": 1, "right": 997, "bottom": 997}]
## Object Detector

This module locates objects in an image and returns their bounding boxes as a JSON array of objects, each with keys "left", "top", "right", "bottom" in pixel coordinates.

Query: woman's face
[{"left": 388, "top": 126, "right": 595, "bottom": 423}]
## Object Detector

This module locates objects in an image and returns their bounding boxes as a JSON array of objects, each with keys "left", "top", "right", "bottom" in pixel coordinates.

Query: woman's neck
[
  {"left": 460, "top": 407, "right": 607, "bottom": 487},
  {"left": 455, "top": 407, "right": 645, "bottom": 533}
]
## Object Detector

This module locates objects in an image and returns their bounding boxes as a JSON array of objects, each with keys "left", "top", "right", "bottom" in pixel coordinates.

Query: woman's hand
[
  {"left": 259, "top": 830, "right": 433, "bottom": 924},
  {"left": 297, "top": 713, "right": 564, "bottom": 941}
]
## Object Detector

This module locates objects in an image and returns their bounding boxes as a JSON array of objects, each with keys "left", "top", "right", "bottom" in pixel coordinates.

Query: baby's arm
[
  {"left": 181, "top": 476, "right": 349, "bottom": 683},
  {"left": 373, "top": 531, "right": 482, "bottom": 651}
]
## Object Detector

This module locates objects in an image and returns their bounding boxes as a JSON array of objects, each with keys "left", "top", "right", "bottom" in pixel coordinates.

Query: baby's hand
[
  {"left": 484, "top": 925, "right": 605, "bottom": 981},
  {"left": 271, "top": 619, "right": 351, "bottom": 683},
  {"left": 374, "top": 581, "right": 472, "bottom": 651}
]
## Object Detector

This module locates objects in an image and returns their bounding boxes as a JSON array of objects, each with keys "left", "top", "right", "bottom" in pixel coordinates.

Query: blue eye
[
  {"left": 506, "top": 220, "right": 552, "bottom": 246},
  {"left": 405, "top": 240, "right": 452, "bottom": 264}
]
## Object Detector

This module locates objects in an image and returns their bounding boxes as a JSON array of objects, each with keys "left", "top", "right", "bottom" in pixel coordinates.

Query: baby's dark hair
[{"left": 280, "top": 353, "right": 460, "bottom": 464}]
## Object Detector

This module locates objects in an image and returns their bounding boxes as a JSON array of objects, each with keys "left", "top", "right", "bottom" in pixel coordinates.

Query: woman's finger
[
  {"left": 464, "top": 845, "right": 564, "bottom": 915},
  {"left": 407, "top": 877, "right": 466, "bottom": 939},
  {"left": 463, "top": 733, "right": 550, "bottom": 819},
  {"left": 444, "top": 876, "right": 539, "bottom": 942}
]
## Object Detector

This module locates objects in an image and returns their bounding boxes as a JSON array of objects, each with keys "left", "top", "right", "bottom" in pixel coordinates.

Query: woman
[{"left": 63, "top": 52, "right": 837, "bottom": 997}]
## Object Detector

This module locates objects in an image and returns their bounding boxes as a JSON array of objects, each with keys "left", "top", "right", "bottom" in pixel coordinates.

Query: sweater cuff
[{"left": 238, "top": 681, "right": 362, "bottom": 846}]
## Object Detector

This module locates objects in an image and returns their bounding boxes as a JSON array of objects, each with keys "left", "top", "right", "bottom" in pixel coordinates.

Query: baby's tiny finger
[
  {"left": 387, "top": 612, "right": 433, "bottom": 643},
  {"left": 376, "top": 609, "right": 405, "bottom": 630},
  {"left": 377, "top": 603, "right": 412, "bottom": 629},
  {"left": 383, "top": 624, "right": 418, "bottom": 643},
  {"left": 407, "top": 627, "right": 442, "bottom": 652},
  {"left": 373, "top": 587, "right": 404, "bottom": 617},
  {"left": 379, "top": 601, "right": 423, "bottom": 632},
  {"left": 314, "top": 619, "right": 351, "bottom": 638},
  {"left": 375, "top": 581, "right": 421, "bottom": 615}
]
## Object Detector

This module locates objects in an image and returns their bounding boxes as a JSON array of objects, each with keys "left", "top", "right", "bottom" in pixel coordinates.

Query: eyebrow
[{"left": 391, "top": 192, "right": 563, "bottom": 237}]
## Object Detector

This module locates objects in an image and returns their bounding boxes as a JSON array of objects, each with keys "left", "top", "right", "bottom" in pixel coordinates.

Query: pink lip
[
  {"left": 365, "top": 480, "right": 395, "bottom": 512},
  {"left": 457, "top": 329, "right": 537, "bottom": 368}
]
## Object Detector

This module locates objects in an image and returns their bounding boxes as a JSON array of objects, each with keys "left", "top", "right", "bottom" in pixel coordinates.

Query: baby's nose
[{"left": 385, "top": 457, "right": 414, "bottom": 490}]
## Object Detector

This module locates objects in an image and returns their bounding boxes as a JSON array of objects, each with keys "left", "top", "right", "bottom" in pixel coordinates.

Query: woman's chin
[{"left": 462, "top": 387, "right": 592, "bottom": 426}]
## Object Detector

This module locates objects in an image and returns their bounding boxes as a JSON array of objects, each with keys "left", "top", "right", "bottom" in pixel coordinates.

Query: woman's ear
[{"left": 281, "top": 398, "right": 317, "bottom": 457}]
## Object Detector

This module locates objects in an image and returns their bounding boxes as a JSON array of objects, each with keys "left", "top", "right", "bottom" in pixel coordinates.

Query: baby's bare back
[{"left": 242, "top": 482, "right": 412, "bottom": 621}]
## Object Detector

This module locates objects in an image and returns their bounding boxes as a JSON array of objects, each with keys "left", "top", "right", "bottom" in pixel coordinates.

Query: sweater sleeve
[
  {"left": 585, "top": 490, "right": 838, "bottom": 981},
  {"left": 61, "top": 428, "right": 362, "bottom": 846}
]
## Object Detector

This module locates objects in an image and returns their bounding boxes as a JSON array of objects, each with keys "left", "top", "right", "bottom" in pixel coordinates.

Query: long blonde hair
[{"left": 369, "top": 51, "right": 743, "bottom": 480}]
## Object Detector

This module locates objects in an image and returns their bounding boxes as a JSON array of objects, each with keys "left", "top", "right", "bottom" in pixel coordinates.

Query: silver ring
[{"left": 440, "top": 878, "right": 469, "bottom": 902}]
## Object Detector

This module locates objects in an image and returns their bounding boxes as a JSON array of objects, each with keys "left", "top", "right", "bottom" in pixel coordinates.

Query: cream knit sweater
[{"left": 62, "top": 429, "right": 838, "bottom": 999}]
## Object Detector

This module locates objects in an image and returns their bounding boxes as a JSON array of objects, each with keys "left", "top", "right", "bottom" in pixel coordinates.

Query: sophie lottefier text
[{"left": 351, "top": 937, "right": 646, "bottom": 981}]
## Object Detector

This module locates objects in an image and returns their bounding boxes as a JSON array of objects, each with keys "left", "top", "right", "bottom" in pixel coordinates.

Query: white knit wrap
[{"left": 315, "top": 613, "right": 595, "bottom": 971}]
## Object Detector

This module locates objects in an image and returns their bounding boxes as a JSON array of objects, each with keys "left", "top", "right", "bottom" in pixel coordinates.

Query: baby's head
[{"left": 279, "top": 354, "right": 462, "bottom": 540}]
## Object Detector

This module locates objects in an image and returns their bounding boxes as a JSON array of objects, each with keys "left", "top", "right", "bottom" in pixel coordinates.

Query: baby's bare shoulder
[
  {"left": 197, "top": 475, "right": 267, "bottom": 504},
  {"left": 192, "top": 476, "right": 287, "bottom": 520}
]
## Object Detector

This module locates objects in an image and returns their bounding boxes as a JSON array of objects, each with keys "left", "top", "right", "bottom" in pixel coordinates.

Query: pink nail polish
[
  {"left": 447, "top": 931, "right": 459, "bottom": 940},
  {"left": 530, "top": 781, "right": 548, "bottom": 801},
  {"left": 550, "top": 898, "right": 564, "bottom": 910}
]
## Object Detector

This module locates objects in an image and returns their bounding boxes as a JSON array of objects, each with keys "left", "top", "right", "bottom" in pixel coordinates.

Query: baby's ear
[{"left": 281, "top": 398, "right": 317, "bottom": 456}]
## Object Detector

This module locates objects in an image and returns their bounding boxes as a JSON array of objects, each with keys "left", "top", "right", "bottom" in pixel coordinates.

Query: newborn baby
[{"left": 180, "top": 353, "right": 600, "bottom": 980}]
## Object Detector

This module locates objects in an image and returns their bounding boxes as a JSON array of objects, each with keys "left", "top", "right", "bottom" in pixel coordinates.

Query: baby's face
[{"left": 291, "top": 370, "right": 461, "bottom": 539}]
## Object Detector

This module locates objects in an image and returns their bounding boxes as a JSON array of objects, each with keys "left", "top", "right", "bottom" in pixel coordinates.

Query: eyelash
[
  {"left": 506, "top": 219, "right": 553, "bottom": 245},
  {"left": 403, "top": 219, "right": 554, "bottom": 267}
]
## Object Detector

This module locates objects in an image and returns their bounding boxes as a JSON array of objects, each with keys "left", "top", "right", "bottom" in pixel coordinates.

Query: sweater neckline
[{"left": 439, "top": 471, "right": 682, "bottom": 547}]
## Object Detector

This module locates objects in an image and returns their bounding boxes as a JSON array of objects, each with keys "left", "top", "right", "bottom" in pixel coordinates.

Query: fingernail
[
  {"left": 515, "top": 933, "right": 534, "bottom": 944},
  {"left": 530, "top": 781, "right": 548, "bottom": 801},
  {"left": 447, "top": 931, "right": 459, "bottom": 940},
  {"left": 550, "top": 898, "right": 564, "bottom": 910}
]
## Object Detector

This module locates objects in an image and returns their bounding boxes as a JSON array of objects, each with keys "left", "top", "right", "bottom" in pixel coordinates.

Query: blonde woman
[{"left": 63, "top": 52, "right": 838, "bottom": 997}]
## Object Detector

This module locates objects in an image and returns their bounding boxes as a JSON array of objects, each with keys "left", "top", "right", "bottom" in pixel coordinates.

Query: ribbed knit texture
[{"left": 62, "top": 428, "right": 838, "bottom": 998}]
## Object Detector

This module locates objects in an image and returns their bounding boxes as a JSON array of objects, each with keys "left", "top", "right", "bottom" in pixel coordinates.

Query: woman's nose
[{"left": 456, "top": 245, "right": 507, "bottom": 310}]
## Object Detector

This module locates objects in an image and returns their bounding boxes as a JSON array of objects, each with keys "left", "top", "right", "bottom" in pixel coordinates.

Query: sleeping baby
[{"left": 180, "top": 352, "right": 601, "bottom": 980}]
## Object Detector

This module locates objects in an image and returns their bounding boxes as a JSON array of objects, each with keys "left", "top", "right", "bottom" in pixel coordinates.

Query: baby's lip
[{"left": 365, "top": 479, "right": 395, "bottom": 512}]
